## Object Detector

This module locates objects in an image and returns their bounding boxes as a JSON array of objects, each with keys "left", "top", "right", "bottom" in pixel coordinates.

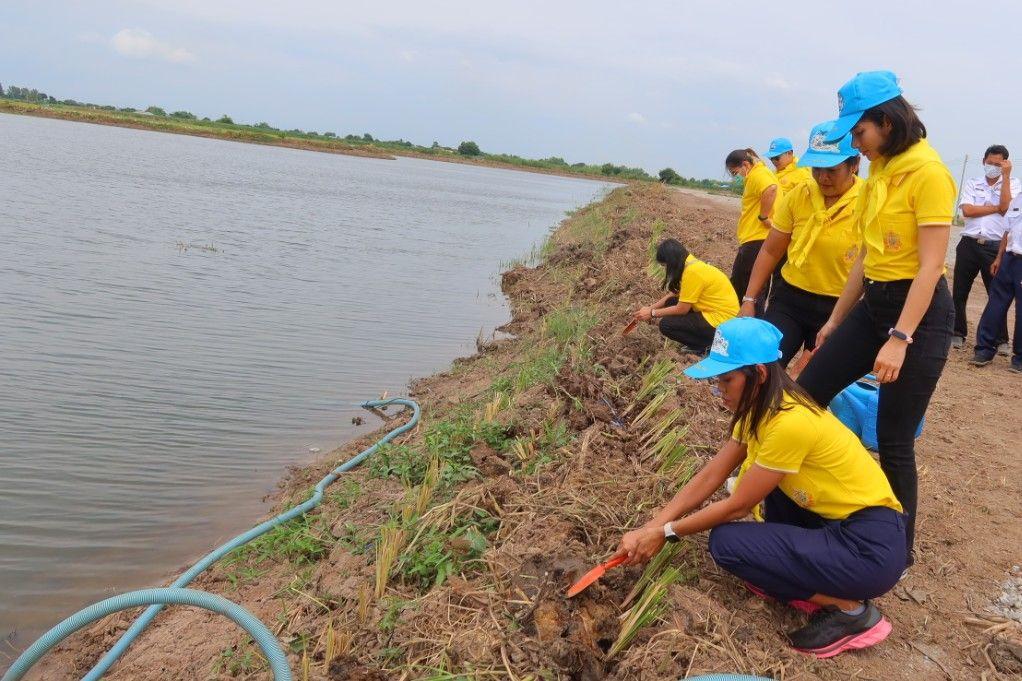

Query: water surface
[{"left": 0, "top": 112, "right": 613, "bottom": 650}]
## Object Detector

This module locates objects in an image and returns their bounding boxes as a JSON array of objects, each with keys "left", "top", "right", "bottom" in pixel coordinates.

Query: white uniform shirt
[
  {"left": 960, "top": 175, "right": 1021, "bottom": 241},
  {"left": 1005, "top": 194, "right": 1022, "bottom": 256}
]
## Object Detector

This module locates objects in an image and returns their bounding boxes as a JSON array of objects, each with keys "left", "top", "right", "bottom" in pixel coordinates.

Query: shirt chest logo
[
  {"left": 789, "top": 487, "right": 814, "bottom": 508},
  {"left": 884, "top": 232, "right": 903, "bottom": 251}
]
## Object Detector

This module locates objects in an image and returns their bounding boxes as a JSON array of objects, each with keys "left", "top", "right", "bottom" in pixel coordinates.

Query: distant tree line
[
  {"left": 659, "top": 167, "right": 733, "bottom": 191},
  {"left": 1, "top": 82, "right": 729, "bottom": 188}
]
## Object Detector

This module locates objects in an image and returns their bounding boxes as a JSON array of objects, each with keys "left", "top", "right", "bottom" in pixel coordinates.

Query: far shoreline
[{"left": 1, "top": 100, "right": 638, "bottom": 185}]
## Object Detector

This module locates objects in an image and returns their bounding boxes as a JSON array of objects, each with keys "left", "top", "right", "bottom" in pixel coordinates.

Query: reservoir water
[{"left": 0, "top": 112, "right": 614, "bottom": 653}]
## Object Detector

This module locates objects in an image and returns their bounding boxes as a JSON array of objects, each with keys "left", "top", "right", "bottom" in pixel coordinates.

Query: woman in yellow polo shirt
[
  {"left": 632, "top": 238, "right": 738, "bottom": 353},
  {"left": 725, "top": 149, "right": 780, "bottom": 316},
  {"left": 739, "top": 121, "right": 862, "bottom": 366},
  {"left": 613, "top": 318, "right": 905, "bottom": 658},
  {"left": 766, "top": 136, "right": 814, "bottom": 193},
  {"left": 798, "top": 71, "right": 956, "bottom": 569}
]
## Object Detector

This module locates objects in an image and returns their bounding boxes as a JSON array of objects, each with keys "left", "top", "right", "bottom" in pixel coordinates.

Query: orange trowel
[
  {"left": 621, "top": 318, "right": 639, "bottom": 336},
  {"left": 566, "top": 555, "right": 627, "bottom": 598}
]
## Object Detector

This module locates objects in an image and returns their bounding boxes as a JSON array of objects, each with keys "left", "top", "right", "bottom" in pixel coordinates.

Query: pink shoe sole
[
  {"left": 793, "top": 616, "right": 893, "bottom": 659},
  {"left": 744, "top": 581, "right": 821, "bottom": 614}
]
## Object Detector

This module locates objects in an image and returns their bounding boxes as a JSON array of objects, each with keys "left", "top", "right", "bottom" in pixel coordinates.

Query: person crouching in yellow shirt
[
  {"left": 631, "top": 238, "right": 738, "bottom": 354},
  {"left": 797, "top": 71, "right": 956, "bottom": 570},
  {"left": 725, "top": 149, "right": 780, "bottom": 317},
  {"left": 612, "top": 318, "right": 905, "bottom": 658},
  {"left": 766, "top": 136, "right": 813, "bottom": 194},
  {"left": 740, "top": 121, "right": 862, "bottom": 366}
]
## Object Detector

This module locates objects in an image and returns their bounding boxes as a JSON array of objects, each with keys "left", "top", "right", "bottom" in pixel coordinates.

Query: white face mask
[{"left": 985, "top": 164, "right": 1003, "bottom": 179}]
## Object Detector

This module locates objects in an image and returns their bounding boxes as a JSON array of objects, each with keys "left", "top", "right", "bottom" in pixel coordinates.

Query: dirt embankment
[{"left": 26, "top": 184, "right": 1021, "bottom": 680}]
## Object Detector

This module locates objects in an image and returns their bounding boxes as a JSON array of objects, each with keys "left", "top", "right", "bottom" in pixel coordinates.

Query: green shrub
[{"left": 457, "top": 140, "right": 481, "bottom": 156}]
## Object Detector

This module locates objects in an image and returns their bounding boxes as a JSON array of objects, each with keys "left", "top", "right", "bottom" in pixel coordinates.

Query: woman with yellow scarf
[
  {"left": 798, "top": 71, "right": 956, "bottom": 570},
  {"left": 739, "top": 121, "right": 862, "bottom": 366}
]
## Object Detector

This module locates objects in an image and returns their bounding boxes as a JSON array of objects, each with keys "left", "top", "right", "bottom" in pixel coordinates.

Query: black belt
[
  {"left": 963, "top": 234, "right": 1001, "bottom": 247},
  {"left": 863, "top": 275, "right": 947, "bottom": 290},
  {"left": 863, "top": 277, "right": 913, "bottom": 291}
]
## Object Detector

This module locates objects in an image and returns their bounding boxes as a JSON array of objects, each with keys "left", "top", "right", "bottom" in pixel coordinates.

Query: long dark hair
[
  {"left": 724, "top": 148, "right": 760, "bottom": 170},
  {"left": 729, "top": 362, "right": 821, "bottom": 442},
  {"left": 656, "top": 238, "right": 689, "bottom": 293},
  {"left": 859, "top": 95, "right": 926, "bottom": 157}
]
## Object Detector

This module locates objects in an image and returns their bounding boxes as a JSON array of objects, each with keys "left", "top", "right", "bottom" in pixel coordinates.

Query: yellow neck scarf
[
  {"left": 789, "top": 178, "right": 862, "bottom": 268},
  {"left": 857, "top": 139, "right": 943, "bottom": 254}
]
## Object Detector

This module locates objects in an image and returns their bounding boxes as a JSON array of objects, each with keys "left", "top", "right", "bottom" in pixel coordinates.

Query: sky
[{"left": 1, "top": 1, "right": 1016, "bottom": 180}]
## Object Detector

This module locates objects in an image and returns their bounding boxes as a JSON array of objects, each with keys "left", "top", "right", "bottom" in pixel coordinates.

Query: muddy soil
[{"left": 23, "top": 184, "right": 1021, "bottom": 680}]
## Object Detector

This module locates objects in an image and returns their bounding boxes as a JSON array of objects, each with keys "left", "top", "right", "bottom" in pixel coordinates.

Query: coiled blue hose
[
  {"left": 2, "top": 398, "right": 418, "bottom": 681},
  {"left": 1, "top": 588, "right": 290, "bottom": 681}
]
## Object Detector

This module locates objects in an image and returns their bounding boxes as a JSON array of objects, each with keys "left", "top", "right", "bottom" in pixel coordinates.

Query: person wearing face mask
[
  {"left": 952, "top": 145, "right": 1017, "bottom": 352},
  {"left": 740, "top": 121, "right": 862, "bottom": 366},
  {"left": 766, "top": 136, "right": 813, "bottom": 194},
  {"left": 725, "top": 148, "right": 780, "bottom": 316},
  {"left": 797, "top": 71, "right": 956, "bottom": 571}
]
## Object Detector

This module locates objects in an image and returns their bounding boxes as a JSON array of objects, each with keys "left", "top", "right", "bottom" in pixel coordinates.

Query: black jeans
[
  {"left": 765, "top": 278, "right": 838, "bottom": 367},
  {"left": 953, "top": 236, "right": 1008, "bottom": 343},
  {"left": 798, "top": 277, "right": 953, "bottom": 560},
  {"left": 731, "top": 239, "right": 767, "bottom": 317},
  {"left": 657, "top": 296, "right": 716, "bottom": 352}
]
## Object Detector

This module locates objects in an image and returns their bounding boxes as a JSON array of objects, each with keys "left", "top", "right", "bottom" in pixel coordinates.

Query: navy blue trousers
[
  {"left": 708, "top": 490, "right": 906, "bottom": 603},
  {"left": 976, "top": 252, "right": 1022, "bottom": 361}
]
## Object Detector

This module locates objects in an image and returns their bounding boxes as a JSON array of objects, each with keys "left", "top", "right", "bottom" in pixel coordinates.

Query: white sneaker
[
  {"left": 950, "top": 336, "right": 964, "bottom": 350},
  {"left": 998, "top": 342, "right": 1011, "bottom": 356}
]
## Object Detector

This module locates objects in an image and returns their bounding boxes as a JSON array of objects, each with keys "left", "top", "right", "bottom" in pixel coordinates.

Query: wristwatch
[
  {"left": 888, "top": 328, "right": 914, "bottom": 344},
  {"left": 742, "top": 295, "right": 757, "bottom": 304},
  {"left": 663, "top": 522, "right": 680, "bottom": 543}
]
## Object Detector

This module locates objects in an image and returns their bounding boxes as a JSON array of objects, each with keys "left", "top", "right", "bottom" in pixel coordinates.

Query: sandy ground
[{"left": 17, "top": 184, "right": 1022, "bottom": 680}]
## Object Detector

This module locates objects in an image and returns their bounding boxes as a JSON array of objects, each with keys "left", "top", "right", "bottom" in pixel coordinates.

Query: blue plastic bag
[{"left": 828, "top": 375, "right": 924, "bottom": 451}]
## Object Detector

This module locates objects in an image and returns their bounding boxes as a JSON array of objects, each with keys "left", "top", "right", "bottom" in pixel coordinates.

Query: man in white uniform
[
  {"left": 953, "top": 145, "right": 1017, "bottom": 352},
  {"left": 972, "top": 187, "right": 1022, "bottom": 371}
]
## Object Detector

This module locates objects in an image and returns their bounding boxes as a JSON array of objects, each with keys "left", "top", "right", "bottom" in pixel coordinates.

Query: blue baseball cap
[
  {"left": 826, "top": 70, "right": 903, "bottom": 142},
  {"left": 765, "top": 137, "right": 793, "bottom": 159},
  {"left": 682, "top": 318, "right": 784, "bottom": 379},
  {"left": 797, "top": 120, "right": 858, "bottom": 168}
]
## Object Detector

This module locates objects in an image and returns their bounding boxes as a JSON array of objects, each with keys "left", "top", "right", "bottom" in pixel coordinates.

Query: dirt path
[{"left": 19, "top": 184, "right": 1021, "bottom": 680}]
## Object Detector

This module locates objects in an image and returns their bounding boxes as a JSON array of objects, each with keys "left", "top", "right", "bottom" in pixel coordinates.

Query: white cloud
[
  {"left": 763, "top": 73, "right": 792, "bottom": 90},
  {"left": 399, "top": 49, "right": 417, "bottom": 62},
  {"left": 627, "top": 112, "right": 647, "bottom": 125},
  {"left": 110, "top": 28, "right": 195, "bottom": 63}
]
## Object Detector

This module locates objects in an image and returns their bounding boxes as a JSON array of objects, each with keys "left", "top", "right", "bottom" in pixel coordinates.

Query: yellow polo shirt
[
  {"left": 771, "top": 178, "right": 863, "bottom": 297},
  {"left": 678, "top": 255, "right": 739, "bottom": 327},
  {"left": 732, "top": 395, "right": 902, "bottom": 520},
  {"left": 737, "top": 162, "right": 780, "bottom": 245},
  {"left": 776, "top": 157, "right": 813, "bottom": 194},
  {"left": 861, "top": 157, "right": 956, "bottom": 282}
]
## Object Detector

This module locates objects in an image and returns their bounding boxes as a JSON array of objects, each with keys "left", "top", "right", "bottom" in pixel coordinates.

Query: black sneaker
[
  {"left": 1011, "top": 358, "right": 1022, "bottom": 374},
  {"left": 787, "top": 601, "right": 892, "bottom": 659},
  {"left": 970, "top": 351, "right": 995, "bottom": 367}
]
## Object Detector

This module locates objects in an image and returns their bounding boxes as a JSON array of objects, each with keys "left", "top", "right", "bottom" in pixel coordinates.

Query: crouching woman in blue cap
[{"left": 612, "top": 317, "right": 906, "bottom": 658}]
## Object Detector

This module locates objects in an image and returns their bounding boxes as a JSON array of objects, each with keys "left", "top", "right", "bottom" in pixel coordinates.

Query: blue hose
[
  {"left": 1, "top": 588, "right": 290, "bottom": 681},
  {"left": 686, "top": 676, "right": 774, "bottom": 680},
  {"left": 2, "top": 398, "right": 418, "bottom": 680}
]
